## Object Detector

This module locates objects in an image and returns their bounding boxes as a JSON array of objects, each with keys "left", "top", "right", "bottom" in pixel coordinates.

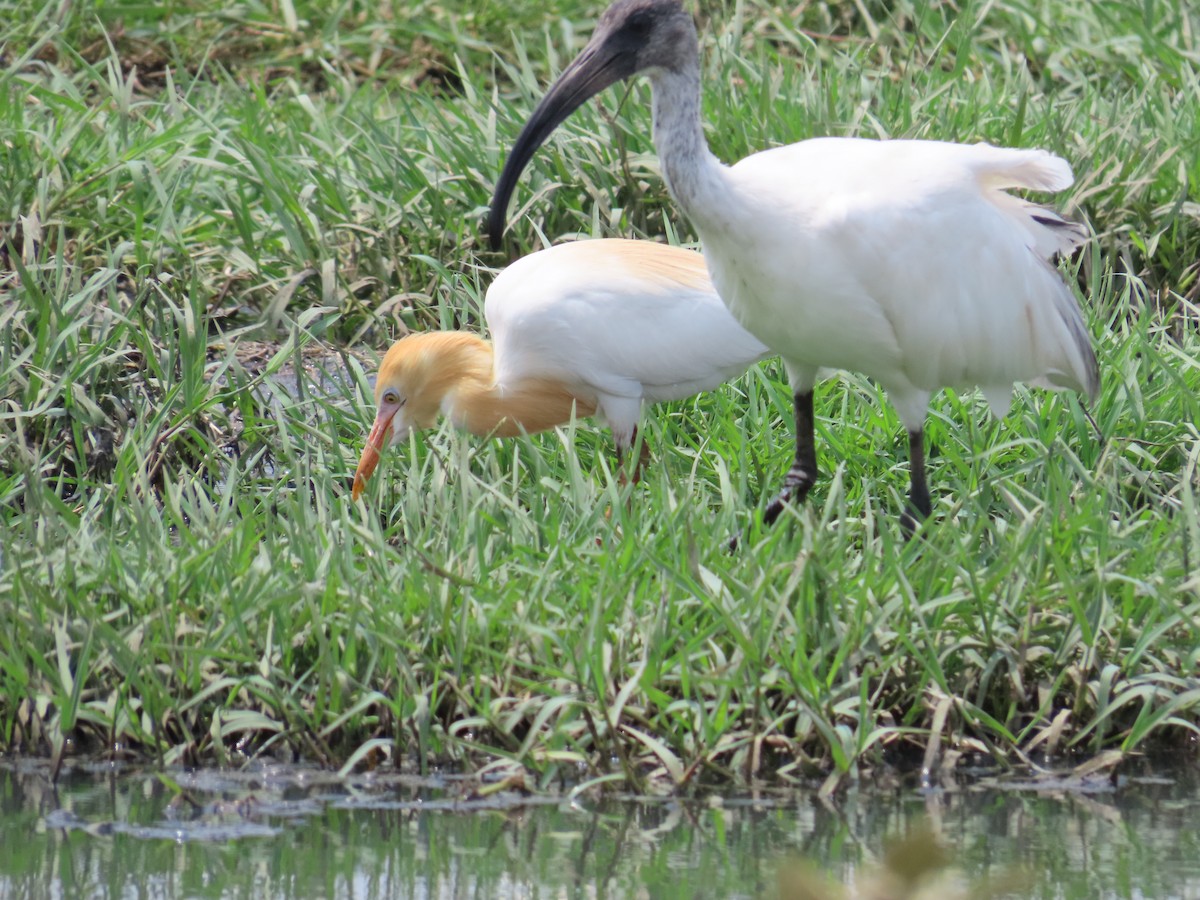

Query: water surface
[{"left": 1, "top": 759, "right": 1197, "bottom": 898}]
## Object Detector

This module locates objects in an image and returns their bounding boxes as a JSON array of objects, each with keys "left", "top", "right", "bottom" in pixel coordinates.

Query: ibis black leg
[
  {"left": 762, "top": 390, "right": 818, "bottom": 528},
  {"left": 900, "top": 427, "right": 932, "bottom": 536}
]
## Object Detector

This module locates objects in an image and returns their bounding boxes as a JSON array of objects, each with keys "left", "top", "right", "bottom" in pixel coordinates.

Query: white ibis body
[
  {"left": 352, "top": 238, "right": 769, "bottom": 501},
  {"left": 487, "top": 0, "right": 1100, "bottom": 532}
]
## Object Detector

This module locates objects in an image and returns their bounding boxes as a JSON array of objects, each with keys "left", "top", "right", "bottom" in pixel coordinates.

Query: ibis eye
[{"left": 625, "top": 10, "right": 652, "bottom": 36}]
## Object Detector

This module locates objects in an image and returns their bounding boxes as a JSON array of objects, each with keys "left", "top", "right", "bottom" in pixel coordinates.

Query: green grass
[{"left": 1, "top": 0, "right": 1198, "bottom": 789}]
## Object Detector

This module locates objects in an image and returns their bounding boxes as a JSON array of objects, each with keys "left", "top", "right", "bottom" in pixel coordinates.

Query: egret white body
[
  {"left": 352, "top": 239, "right": 769, "bottom": 500},
  {"left": 487, "top": 0, "right": 1099, "bottom": 530}
]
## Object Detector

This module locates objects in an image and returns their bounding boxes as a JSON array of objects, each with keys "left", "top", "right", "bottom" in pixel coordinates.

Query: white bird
[
  {"left": 487, "top": 0, "right": 1100, "bottom": 533},
  {"left": 352, "top": 238, "right": 769, "bottom": 501}
]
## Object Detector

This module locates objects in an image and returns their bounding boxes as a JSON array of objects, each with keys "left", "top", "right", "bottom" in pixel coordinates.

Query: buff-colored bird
[{"left": 352, "top": 239, "right": 769, "bottom": 501}]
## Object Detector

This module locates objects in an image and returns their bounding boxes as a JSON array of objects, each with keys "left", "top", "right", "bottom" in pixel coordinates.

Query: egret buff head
[
  {"left": 487, "top": 0, "right": 696, "bottom": 250},
  {"left": 351, "top": 332, "right": 491, "bottom": 501}
]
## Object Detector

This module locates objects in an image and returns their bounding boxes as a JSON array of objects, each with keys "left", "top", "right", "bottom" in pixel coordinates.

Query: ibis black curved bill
[{"left": 486, "top": 30, "right": 640, "bottom": 251}]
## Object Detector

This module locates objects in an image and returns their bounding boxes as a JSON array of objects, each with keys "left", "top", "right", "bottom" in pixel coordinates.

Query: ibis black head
[{"left": 486, "top": 0, "right": 697, "bottom": 250}]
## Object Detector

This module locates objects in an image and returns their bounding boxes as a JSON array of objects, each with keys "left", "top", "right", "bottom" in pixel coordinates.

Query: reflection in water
[{"left": 1, "top": 760, "right": 1198, "bottom": 898}]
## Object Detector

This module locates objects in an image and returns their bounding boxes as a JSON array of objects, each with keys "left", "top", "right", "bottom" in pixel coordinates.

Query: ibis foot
[{"left": 727, "top": 389, "right": 818, "bottom": 551}]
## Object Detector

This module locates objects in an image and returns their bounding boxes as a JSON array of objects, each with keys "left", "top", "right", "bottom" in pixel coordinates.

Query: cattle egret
[
  {"left": 352, "top": 239, "right": 769, "bottom": 501},
  {"left": 487, "top": 0, "right": 1100, "bottom": 533}
]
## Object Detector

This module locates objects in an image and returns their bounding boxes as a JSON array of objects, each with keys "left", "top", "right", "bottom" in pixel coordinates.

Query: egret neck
[{"left": 392, "top": 332, "right": 596, "bottom": 440}]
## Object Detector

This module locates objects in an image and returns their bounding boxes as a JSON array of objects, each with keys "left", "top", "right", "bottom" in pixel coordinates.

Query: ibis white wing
[{"left": 698, "top": 139, "right": 1097, "bottom": 424}]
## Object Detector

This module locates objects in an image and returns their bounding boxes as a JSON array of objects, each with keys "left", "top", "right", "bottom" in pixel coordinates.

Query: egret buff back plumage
[
  {"left": 487, "top": 0, "right": 1099, "bottom": 533},
  {"left": 351, "top": 239, "right": 770, "bottom": 501}
]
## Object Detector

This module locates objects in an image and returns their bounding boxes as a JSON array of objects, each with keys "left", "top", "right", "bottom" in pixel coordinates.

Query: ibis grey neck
[{"left": 648, "top": 65, "right": 728, "bottom": 229}]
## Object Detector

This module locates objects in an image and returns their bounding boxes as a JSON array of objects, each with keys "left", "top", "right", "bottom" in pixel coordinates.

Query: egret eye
[{"left": 382, "top": 388, "right": 403, "bottom": 406}]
